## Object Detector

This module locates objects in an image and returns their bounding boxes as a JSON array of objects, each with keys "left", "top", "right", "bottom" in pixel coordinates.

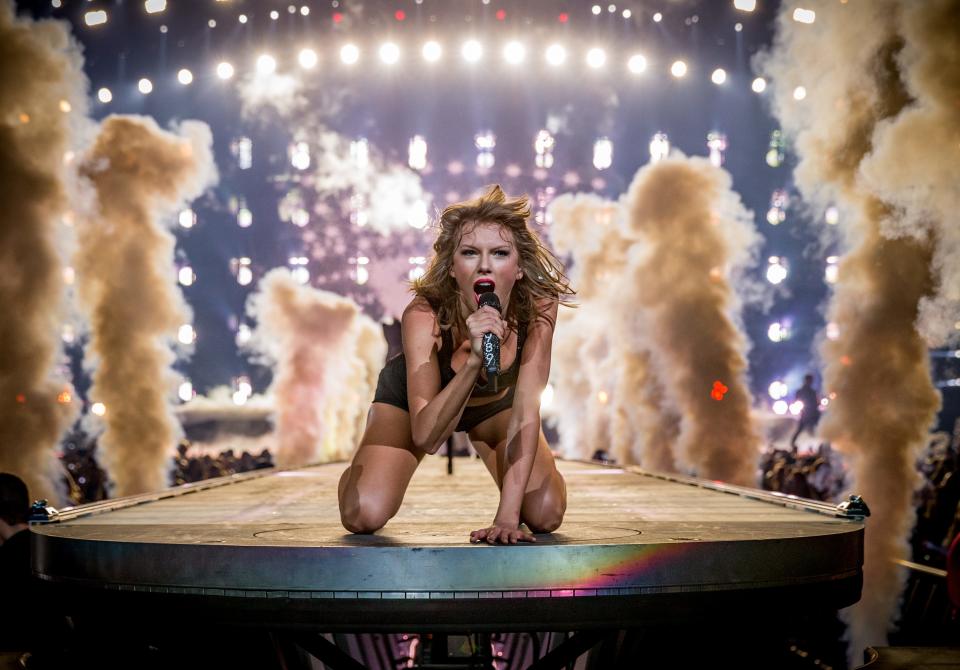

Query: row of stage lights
[
  {"left": 77, "top": 1, "right": 816, "bottom": 27},
  {"left": 94, "top": 42, "right": 782, "bottom": 104}
]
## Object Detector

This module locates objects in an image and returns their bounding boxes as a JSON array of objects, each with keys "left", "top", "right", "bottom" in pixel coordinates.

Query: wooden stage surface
[{"left": 31, "top": 457, "right": 864, "bottom": 631}]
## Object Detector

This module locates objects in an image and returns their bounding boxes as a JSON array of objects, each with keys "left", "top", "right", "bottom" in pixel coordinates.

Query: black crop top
[{"left": 437, "top": 323, "right": 528, "bottom": 398}]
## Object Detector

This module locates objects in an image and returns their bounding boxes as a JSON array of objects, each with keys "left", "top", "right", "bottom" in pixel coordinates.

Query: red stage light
[
  {"left": 395, "top": 10, "right": 406, "bottom": 21},
  {"left": 711, "top": 380, "right": 729, "bottom": 401},
  {"left": 558, "top": 12, "right": 569, "bottom": 23},
  {"left": 495, "top": 9, "right": 506, "bottom": 20},
  {"left": 333, "top": 12, "right": 343, "bottom": 23}
]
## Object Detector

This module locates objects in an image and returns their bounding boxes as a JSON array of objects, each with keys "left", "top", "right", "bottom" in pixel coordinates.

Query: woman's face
[{"left": 449, "top": 221, "right": 523, "bottom": 314}]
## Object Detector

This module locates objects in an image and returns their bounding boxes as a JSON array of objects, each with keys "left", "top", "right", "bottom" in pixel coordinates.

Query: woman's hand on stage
[{"left": 469, "top": 522, "right": 536, "bottom": 545}]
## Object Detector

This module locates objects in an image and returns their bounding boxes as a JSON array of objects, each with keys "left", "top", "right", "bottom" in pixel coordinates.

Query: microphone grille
[{"left": 478, "top": 291, "right": 501, "bottom": 311}]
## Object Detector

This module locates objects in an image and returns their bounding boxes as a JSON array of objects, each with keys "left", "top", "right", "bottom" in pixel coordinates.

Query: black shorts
[{"left": 372, "top": 355, "right": 515, "bottom": 434}]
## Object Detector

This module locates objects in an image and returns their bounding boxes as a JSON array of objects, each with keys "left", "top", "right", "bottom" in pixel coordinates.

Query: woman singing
[{"left": 338, "top": 185, "right": 575, "bottom": 544}]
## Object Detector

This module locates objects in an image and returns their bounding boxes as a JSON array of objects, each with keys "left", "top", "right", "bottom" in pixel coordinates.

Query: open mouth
[{"left": 473, "top": 278, "right": 496, "bottom": 306}]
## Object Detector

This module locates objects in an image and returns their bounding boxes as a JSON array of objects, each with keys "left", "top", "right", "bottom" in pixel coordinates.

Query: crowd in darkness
[
  {"left": 757, "top": 420, "right": 960, "bottom": 576},
  {"left": 58, "top": 427, "right": 274, "bottom": 506}
]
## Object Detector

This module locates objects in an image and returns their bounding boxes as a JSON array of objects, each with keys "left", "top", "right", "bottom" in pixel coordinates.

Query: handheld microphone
[{"left": 473, "top": 279, "right": 500, "bottom": 391}]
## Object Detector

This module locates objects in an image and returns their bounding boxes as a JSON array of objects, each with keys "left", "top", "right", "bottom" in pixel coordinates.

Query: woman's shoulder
[
  {"left": 403, "top": 295, "right": 435, "bottom": 316},
  {"left": 528, "top": 296, "right": 559, "bottom": 329},
  {"left": 402, "top": 296, "right": 443, "bottom": 339}
]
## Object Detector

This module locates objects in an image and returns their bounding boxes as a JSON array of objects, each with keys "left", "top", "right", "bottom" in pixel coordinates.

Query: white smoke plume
[
  {"left": 244, "top": 269, "right": 386, "bottom": 467},
  {"left": 757, "top": 0, "right": 957, "bottom": 658},
  {"left": 546, "top": 158, "right": 760, "bottom": 485},
  {"left": 308, "top": 130, "right": 432, "bottom": 236},
  {"left": 547, "top": 194, "right": 631, "bottom": 461},
  {"left": 74, "top": 115, "right": 217, "bottom": 497},
  {"left": 0, "top": 3, "right": 87, "bottom": 503},
  {"left": 238, "top": 70, "right": 303, "bottom": 120}
]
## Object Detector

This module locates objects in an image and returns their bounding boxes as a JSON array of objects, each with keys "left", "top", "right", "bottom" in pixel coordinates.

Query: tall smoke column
[
  {"left": 0, "top": 4, "right": 87, "bottom": 503},
  {"left": 623, "top": 154, "right": 761, "bottom": 486},
  {"left": 611, "top": 349, "right": 681, "bottom": 473},
  {"left": 325, "top": 312, "right": 387, "bottom": 461},
  {"left": 759, "top": 0, "right": 958, "bottom": 656},
  {"left": 546, "top": 195, "right": 628, "bottom": 461},
  {"left": 245, "top": 269, "right": 386, "bottom": 467},
  {"left": 75, "top": 116, "right": 216, "bottom": 496},
  {"left": 547, "top": 194, "right": 682, "bottom": 469}
]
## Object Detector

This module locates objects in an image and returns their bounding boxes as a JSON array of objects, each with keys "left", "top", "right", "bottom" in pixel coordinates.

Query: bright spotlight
[
  {"left": 591, "top": 5, "right": 601, "bottom": 15},
  {"left": 627, "top": 54, "right": 647, "bottom": 74},
  {"left": 84, "top": 10, "right": 107, "bottom": 26},
  {"left": 503, "top": 41, "right": 526, "bottom": 65},
  {"left": 178, "top": 381, "right": 194, "bottom": 402},
  {"left": 216, "top": 61, "right": 234, "bottom": 79},
  {"left": 793, "top": 86, "right": 807, "bottom": 100},
  {"left": 734, "top": 0, "right": 756, "bottom": 11},
  {"left": 97, "top": 87, "right": 112, "bottom": 103},
  {"left": 256, "top": 54, "right": 277, "bottom": 75},
  {"left": 145, "top": 0, "right": 166, "bottom": 14},
  {"left": 178, "top": 324, "right": 196, "bottom": 345},
  {"left": 178, "top": 266, "right": 195, "bottom": 286},
  {"left": 462, "top": 39, "right": 483, "bottom": 63},
  {"left": 422, "top": 40, "right": 442, "bottom": 62},
  {"left": 340, "top": 43, "right": 360, "bottom": 65},
  {"left": 766, "top": 257, "right": 788, "bottom": 285},
  {"left": 586, "top": 47, "right": 606, "bottom": 69},
  {"left": 670, "top": 60, "right": 687, "bottom": 78},
  {"left": 649, "top": 132, "right": 670, "bottom": 162},
  {"left": 593, "top": 138, "right": 613, "bottom": 170},
  {"left": 177, "top": 68, "right": 193, "bottom": 85},
  {"left": 138, "top": 78, "right": 153, "bottom": 94},
  {"left": 379, "top": 42, "right": 400, "bottom": 65},
  {"left": 793, "top": 8, "right": 816, "bottom": 24},
  {"left": 409, "top": 135, "right": 428, "bottom": 170},
  {"left": 298, "top": 48, "right": 318, "bottom": 69},
  {"left": 653, "top": 12, "right": 662, "bottom": 22},
  {"left": 711, "top": 68, "right": 726, "bottom": 85},
  {"left": 91, "top": 402, "right": 106, "bottom": 417},
  {"left": 767, "top": 321, "right": 789, "bottom": 343},
  {"left": 751, "top": 77, "right": 767, "bottom": 93},
  {"left": 178, "top": 209, "right": 196, "bottom": 228},
  {"left": 545, "top": 44, "right": 567, "bottom": 66},
  {"left": 768, "top": 380, "right": 788, "bottom": 400}
]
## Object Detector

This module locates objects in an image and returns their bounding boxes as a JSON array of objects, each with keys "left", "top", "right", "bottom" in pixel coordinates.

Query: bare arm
[
  {"left": 403, "top": 300, "right": 507, "bottom": 455},
  {"left": 493, "top": 300, "right": 558, "bottom": 527}
]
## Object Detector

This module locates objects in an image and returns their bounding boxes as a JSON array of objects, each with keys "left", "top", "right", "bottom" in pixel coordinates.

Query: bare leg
[
  {"left": 338, "top": 403, "right": 424, "bottom": 534},
  {"left": 469, "top": 411, "right": 567, "bottom": 534}
]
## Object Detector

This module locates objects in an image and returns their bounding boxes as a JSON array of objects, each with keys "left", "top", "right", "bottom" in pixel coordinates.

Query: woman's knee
[
  {"left": 523, "top": 482, "right": 566, "bottom": 533},
  {"left": 339, "top": 493, "right": 395, "bottom": 534},
  {"left": 340, "top": 507, "right": 391, "bottom": 534},
  {"left": 525, "top": 506, "right": 564, "bottom": 534}
]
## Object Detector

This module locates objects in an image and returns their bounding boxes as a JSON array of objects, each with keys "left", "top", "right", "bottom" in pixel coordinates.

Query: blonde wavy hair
[{"left": 412, "top": 185, "right": 576, "bottom": 336}]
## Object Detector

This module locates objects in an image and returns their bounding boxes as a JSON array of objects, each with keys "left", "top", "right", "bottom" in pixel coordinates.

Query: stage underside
[{"left": 32, "top": 457, "right": 864, "bottom": 631}]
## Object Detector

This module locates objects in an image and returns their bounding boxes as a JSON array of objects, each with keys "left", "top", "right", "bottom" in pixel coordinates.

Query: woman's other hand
[{"left": 469, "top": 522, "right": 536, "bottom": 545}]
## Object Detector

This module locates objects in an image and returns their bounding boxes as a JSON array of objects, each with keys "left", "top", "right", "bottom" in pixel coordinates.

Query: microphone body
[{"left": 477, "top": 290, "right": 501, "bottom": 391}]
